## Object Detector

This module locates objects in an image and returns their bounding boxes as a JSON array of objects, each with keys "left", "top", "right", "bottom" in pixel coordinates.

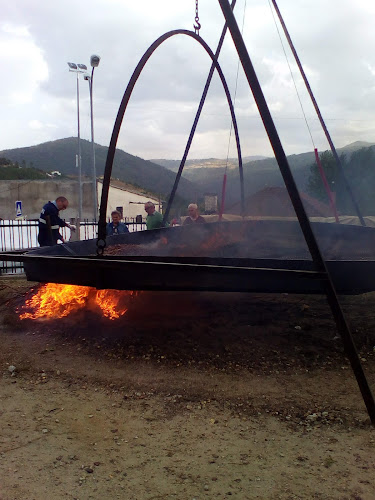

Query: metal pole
[
  {"left": 270, "top": 0, "right": 365, "bottom": 227},
  {"left": 89, "top": 67, "right": 98, "bottom": 221},
  {"left": 68, "top": 62, "right": 87, "bottom": 231},
  {"left": 76, "top": 73, "right": 83, "bottom": 222},
  {"left": 218, "top": 0, "right": 375, "bottom": 425},
  {"left": 162, "top": 0, "right": 244, "bottom": 225}
]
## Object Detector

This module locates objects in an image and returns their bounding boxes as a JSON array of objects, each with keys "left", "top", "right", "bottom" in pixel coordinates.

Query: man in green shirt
[{"left": 144, "top": 201, "right": 165, "bottom": 230}]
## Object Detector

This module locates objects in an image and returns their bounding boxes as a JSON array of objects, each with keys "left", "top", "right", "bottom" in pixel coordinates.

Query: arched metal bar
[
  {"left": 97, "top": 29, "right": 244, "bottom": 249},
  {"left": 163, "top": 0, "right": 244, "bottom": 224}
]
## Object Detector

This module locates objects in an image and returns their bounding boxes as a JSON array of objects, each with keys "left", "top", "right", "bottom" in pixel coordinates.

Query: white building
[
  {"left": 97, "top": 180, "right": 161, "bottom": 220},
  {"left": 204, "top": 193, "right": 218, "bottom": 214}
]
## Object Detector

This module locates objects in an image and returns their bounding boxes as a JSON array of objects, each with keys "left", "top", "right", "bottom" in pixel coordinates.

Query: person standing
[
  {"left": 38, "top": 196, "right": 76, "bottom": 246},
  {"left": 106, "top": 210, "right": 129, "bottom": 235},
  {"left": 183, "top": 203, "right": 206, "bottom": 225},
  {"left": 144, "top": 201, "right": 166, "bottom": 230}
]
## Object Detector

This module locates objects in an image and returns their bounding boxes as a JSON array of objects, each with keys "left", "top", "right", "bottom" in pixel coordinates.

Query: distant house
[
  {"left": 97, "top": 179, "right": 160, "bottom": 219},
  {"left": 227, "top": 186, "right": 336, "bottom": 217},
  {"left": 204, "top": 193, "right": 218, "bottom": 214}
]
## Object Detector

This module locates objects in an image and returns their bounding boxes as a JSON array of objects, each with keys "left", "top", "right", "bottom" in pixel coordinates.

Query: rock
[
  {"left": 306, "top": 413, "right": 318, "bottom": 421},
  {"left": 8, "top": 365, "right": 16, "bottom": 376}
]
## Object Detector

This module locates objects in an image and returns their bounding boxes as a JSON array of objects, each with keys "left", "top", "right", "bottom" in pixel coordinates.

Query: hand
[{"left": 68, "top": 224, "right": 76, "bottom": 231}]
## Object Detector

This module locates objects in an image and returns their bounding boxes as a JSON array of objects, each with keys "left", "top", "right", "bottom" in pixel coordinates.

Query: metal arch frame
[
  {"left": 97, "top": 29, "right": 244, "bottom": 249},
  {"left": 163, "top": 0, "right": 243, "bottom": 224}
]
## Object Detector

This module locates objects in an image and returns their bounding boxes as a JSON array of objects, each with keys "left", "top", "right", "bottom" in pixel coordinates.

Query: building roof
[{"left": 97, "top": 178, "right": 158, "bottom": 201}]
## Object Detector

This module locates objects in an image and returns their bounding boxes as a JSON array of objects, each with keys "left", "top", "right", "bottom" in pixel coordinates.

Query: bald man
[{"left": 38, "top": 196, "right": 75, "bottom": 246}]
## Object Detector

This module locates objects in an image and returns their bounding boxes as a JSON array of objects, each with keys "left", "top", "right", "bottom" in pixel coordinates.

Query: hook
[{"left": 194, "top": 18, "right": 201, "bottom": 35}]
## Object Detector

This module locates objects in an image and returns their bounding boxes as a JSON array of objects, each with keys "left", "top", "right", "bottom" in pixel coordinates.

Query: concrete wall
[
  {"left": 0, "top": 180, "right": 159, "bottom": 221},
  {"left": 0, "top": 180, "right": 95, "bottom": 220}
]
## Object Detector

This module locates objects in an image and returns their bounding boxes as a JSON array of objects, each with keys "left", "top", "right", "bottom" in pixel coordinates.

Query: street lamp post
[
  {"left": 67, "top": 62, "right": 87, "bottom": 224},
  {"left": 84, "top": 54, "right": 101, "bottom": 220}
]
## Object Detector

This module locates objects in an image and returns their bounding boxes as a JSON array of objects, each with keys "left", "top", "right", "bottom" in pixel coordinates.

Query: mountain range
[
  {"left": 0, "top": 138, "right": 200, "bottom": 205},
  {"left": 154, "top": 141, "right": 375, "bottom": 210},
  {"left": 1, "top": 139, "right": 373, "bottom": 210},
  {"left": 150, "top": 155, "right": 268, "bottom": 172}
]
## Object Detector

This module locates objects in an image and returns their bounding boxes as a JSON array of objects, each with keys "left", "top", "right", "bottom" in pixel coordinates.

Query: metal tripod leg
[{"left": 218, "top": 0, "right": 375, "bottom": 425}]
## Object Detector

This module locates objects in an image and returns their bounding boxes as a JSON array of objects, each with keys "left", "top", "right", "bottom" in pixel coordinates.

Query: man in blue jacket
[{"left": 38, "top": 196, "right": 76, "bottom": 246}]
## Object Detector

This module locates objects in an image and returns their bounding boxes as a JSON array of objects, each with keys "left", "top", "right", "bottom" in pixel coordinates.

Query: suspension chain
[{"left": 194, "top": 0, "right": 201, "bottom": 35}]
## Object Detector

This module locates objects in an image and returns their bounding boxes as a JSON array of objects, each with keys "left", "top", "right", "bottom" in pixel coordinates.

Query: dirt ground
[{"left": 0, "top": 275, "right": 374, "bottom": 500}]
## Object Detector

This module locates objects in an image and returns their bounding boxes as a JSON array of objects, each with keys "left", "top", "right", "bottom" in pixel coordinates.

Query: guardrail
[{"left": 0, "top": 218, "right": 146, "bottom": 274}]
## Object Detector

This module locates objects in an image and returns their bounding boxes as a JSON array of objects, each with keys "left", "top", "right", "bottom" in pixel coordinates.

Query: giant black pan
[{"left": 14, "top": 220, "right": 375, "bottom": 294}]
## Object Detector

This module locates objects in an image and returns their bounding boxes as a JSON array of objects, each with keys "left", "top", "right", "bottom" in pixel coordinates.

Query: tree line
[
  {"left": 306, "top": 147, "right": 375, "bottom": 215},
  {"left": 0, "top": 157, "right": 54, "bottom": 180}
]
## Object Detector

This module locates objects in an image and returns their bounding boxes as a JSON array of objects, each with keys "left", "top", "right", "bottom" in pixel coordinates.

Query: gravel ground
[{"left": 0, "top": 275, "right": 374, "bottom": 499}]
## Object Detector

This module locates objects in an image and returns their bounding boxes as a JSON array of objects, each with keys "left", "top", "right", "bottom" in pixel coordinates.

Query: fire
[
  {"left": 19, "top": 283, "right": 138, "bottom": 321},
  {"left": 95, "top": 289, "right": 129, "bottom": 320}
]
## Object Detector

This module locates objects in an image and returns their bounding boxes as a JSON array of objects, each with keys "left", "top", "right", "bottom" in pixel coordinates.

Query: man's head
[
  {"left": 187, "top": 203, "right": 199, "bottom": 219},
  {"left": 111, "top": 210, "right": 121, "bottom": 224},
  {"left": 56, "top": 196, "right": 69, "bottom": 211},
  {"left": 144, "top": 201, "right": 155, "bottom": 215}
]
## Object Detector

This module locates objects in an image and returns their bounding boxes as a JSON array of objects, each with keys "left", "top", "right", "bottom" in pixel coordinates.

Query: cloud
[
  {"left": 0, "top": 23, "right": 48, "bottom": 105},
  {"left": 1, "top": 0, "right": 375, "bottom": 159}
]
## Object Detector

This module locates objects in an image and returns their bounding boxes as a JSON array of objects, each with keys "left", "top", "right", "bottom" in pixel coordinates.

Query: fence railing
[{"left": 0, "top": 218, "right": 146, "bottom": 275}]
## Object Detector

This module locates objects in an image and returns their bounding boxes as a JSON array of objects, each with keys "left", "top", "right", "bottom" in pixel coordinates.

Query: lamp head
[
  {"left": 77, "top": 63, "right": 87, "bottom": 71},
  {"left": 67, "top": 62, "right": 78, "bottom": 70},
  {"left": 90, "top": 54, "right": 101, "bottom": 67}
]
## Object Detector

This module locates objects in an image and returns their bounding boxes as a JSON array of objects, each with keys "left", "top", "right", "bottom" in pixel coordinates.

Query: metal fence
[{"left": 0, "top": 218, "right": 146, "bottom": 275}]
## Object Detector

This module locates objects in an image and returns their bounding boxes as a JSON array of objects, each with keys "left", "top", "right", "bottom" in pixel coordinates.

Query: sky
[{"left": 1, "top": 0, "right": 375, "bottom": 161}]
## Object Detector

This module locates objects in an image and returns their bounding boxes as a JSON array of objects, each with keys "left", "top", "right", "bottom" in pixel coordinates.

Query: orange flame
[
  {"left": 95, "top": 289, "right": 129, "bottom": 320},
  {"left": 19, "top": 283, "right": 138, "bottom": 321}
]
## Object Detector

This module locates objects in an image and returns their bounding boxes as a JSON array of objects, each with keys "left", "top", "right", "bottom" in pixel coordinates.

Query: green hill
[
  {"left": 0, "top": 157, "right": 55, "bottom": 180},
  {"left": 1, "top": 139, "right": 374, "bottom": 214},
  {"left": 0, "top": 138, "right": 203, "bottom": 204},
  {"left": 0, "top": 164, "right": 50, "bottom": 180},
  {"left": 176, "top": 142, "right": 375, "bottom": 210}
]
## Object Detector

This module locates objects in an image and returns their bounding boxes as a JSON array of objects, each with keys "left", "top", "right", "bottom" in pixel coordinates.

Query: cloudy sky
[{"left": 1, "top": 0, "right": 375, "bottom": 160}]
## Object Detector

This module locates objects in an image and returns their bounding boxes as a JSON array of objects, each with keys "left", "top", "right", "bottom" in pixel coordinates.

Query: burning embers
[
  {"left": 19, "top": 283, "right": 138, "bottom": 321},
  {"left": 103, "top": 230, "right": 246, "bottom": 258}
]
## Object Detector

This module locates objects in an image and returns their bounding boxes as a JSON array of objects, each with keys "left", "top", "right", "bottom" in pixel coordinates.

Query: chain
[
  {"left": 194, "top": 0, "right": 201, "bottom": 35},
  {"left": 96, "top": 238, "right": 106, "bottom": 256}
]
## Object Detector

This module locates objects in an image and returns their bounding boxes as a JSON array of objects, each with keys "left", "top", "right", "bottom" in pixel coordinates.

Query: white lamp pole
[
  {"left": 84, "top": 54, "right": 101, "bottom": 220},
  {"left": 67, "top": 62, "right": 87, "bottom": 223}
]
